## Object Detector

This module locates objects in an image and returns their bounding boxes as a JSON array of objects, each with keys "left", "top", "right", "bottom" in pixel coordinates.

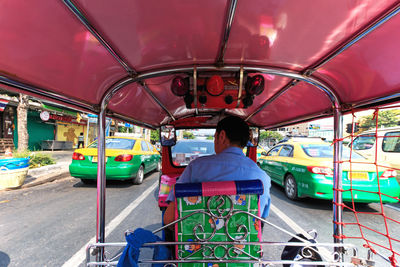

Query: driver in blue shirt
[{"left": 163, "top": 115, "right": 271, "bottom": 225}]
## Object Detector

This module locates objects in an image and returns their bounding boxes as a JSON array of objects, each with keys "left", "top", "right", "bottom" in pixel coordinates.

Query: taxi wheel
[
  {"left": 284, "top": 174, "right": 298, "bottom": 200},
  {"left": 133, "top": 165, "right": 144, "bottom": 184}
]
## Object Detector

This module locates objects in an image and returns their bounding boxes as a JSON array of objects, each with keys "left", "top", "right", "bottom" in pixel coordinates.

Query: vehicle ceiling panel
[
  {"left": 249, "top": 81, "right": 333, "bottom": 128},
  {"left": 0, "top": 1, "right": 126, "bottom": 105},
  {"left": 0, "top": 1, "right": 400, "bottom": 128},
  {"left": 315, "top": 12, "right": 400, "bottom": 105},
  {"left": 224, "top": 0, "right": 392, "bottom": 70},
  {"left": 75, "top": 0, "right": 226, "bottom": 71},
  {"left": 107, "top": 83, "right": 169, "bottom": 126}
]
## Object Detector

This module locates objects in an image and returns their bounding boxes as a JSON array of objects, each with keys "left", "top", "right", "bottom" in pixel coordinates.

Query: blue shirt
[{"left": 167, "top": 146, "right": 271, "bottom": 218}]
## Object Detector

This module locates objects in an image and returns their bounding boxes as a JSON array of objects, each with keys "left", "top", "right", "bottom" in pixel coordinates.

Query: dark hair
[{"left": 216, "top": 116, "right": 249, "bottom": 147}]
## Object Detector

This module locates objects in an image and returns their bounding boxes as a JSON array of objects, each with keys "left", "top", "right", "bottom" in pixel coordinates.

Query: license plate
[
  {"left": 348, "top": 172, "right": 368, "bottom": 180},
  {"left": 92, "top": 156, "right": 107, "bottom": 163}
]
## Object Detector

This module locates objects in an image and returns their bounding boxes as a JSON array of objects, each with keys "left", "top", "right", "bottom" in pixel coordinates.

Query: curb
[{"left": 21, "top": 170, "right": 70, "bottom": 189}]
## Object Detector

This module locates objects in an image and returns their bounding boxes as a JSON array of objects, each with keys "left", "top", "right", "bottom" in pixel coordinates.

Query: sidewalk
[{"left": 8, "top": 150, "right": 73, "bottom": 190}]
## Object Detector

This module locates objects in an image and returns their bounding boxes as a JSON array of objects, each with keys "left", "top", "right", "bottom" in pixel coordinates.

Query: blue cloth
[
  {"left": 167, "top": 147, "right": 271, "bottom": 218},
  {"left": 117, "top": 228, "right": 170, "bottom": 267}
]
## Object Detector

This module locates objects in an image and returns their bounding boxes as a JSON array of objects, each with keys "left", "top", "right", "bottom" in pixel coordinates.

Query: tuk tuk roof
[{"left": 1, "top": 1, "right": 400, "bottom": 129}]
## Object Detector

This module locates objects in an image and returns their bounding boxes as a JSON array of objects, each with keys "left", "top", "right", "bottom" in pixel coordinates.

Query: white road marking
[
  {"left": 62, "top": 181, "right": 158, "bottom": 267},
  {"left": 270, "top": 204, "right": 333, "bottom": 260}
]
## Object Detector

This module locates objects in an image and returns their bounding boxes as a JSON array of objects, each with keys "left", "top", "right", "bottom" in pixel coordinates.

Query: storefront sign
[
  {"left": 40, "top": 111, "right": 50, "bottom": 121},
  {"left": 50, "top": 114, "right": 73, "bottom": 122}
]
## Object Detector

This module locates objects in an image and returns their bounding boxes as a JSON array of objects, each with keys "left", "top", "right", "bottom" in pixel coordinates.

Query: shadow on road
[
  {"left": 72, "top": 179, "right": 135, "bottom": 188},
  {"left": 71, "top": 172, "right": 158, "bottom": 189},
  {"left": 0, "top": 251, "right": 10, "bottom": 267}
]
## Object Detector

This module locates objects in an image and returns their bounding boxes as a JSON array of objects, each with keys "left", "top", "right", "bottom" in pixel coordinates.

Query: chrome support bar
[
  {"left": 94, "top": 76, "right": 136, "bottom": 261},
  {"left": 236, "top": 66, "right": 243, "bottom": 108},
  {"left": 215, "top": 0, "right": 238, "bottom": 66},
  {"left": 0, "top": 75, "right": 95, "bottom": 113},
  {"left": 351, "top": 92, "right": 400, "bottom": 111},
  {"left": 100, "top": 66, "right": 340, "bottom": 126},
  {"left": 62, "top": 0, "right": 136, "bottom": 75},
  {"left": 96, "top": 103, "right": 107, "bottom": 262},
  {"left": 140, "top": 81, "right": 176, "bottom": 121},
  {"left": 193, "top": 66, "right": 198, "bottom": 114},
  {"left": 333, "top": 107, "right": 344, "bottom": 260},
  {"left": 93, "top": 68, "right": 340, "bottom": 262},
  {"left": 133, "top": 66, "right": 339, "bottom": 110}
]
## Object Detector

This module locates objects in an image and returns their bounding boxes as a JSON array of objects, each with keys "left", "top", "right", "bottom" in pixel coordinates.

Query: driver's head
[{"left": 214, "top": 115, "right": 249, "bottom": 153}]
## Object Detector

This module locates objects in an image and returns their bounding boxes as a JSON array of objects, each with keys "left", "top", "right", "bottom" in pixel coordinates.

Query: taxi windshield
[
  {"left": 171, "top": 129, "right": 215, "bottom": 166},
  {"left": 88, "top": 138, "right": 136, "bottom": 150},
  {"left": 302, "top": 144, "right": 364, "bottom": 159}
]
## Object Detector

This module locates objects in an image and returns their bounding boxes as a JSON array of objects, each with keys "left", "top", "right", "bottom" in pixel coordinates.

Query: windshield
[
  {"left": 172, "top": 140, "right": 215, "bottom": 154},
  {"left": 302, "top": 144, "right": 364, "bottom": 159},
  {"left": 352, "top": 135, "right": 376, "bottom": 150},
  {"left": 171, "top": 133, "right": 215, "bottom": 166},
  {"left": 88, "top": 138, "right": 136, "bottom": 150}
]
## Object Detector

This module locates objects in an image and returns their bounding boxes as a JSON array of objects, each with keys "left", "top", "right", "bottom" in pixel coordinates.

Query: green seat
[{"left": 173, "top": 180, "right": 264, "bottom": 266}]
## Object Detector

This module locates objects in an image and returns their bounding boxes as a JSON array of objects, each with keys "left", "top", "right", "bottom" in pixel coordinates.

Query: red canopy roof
[{"left": 1, "top": 1, "right": 400, "bottom": 128}]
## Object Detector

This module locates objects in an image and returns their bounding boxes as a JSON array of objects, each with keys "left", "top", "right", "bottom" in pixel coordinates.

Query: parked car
[
  {"left": 350, "top": 126, "right": 400, "bottom": 172},
  {"left": 259, "top": 139, "right": 400, "bottom": 203},
  {"left": 171, "top": 139, "right": 215, "bottom": 166},
  {"left": 69, "top": 137, "right": 161, "bottom": 184}
]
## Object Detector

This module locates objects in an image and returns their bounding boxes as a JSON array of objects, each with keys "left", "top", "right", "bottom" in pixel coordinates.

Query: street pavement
[{"left": 1, "top": 150, "right": 73, "bottom": 191}]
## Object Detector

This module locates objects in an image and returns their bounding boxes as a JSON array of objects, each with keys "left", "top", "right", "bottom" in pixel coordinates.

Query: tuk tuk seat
[{"left": 173, "top": 179, "right": 264, "bottom": 266}]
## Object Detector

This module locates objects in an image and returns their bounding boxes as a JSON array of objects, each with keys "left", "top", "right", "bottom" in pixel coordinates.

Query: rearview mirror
[
  {"left": 160, "top": 125, "right": 176, "bottom": 146},
  {"left": 247, "top": 127, "right": 260, "bottom": 147}
]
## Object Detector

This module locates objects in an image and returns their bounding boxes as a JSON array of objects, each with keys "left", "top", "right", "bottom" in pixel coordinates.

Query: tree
[
  {"left": 150, "top": 129, "right": 160, "bottom": 144},
  {"left": 358, "top": 110, "right": 400, "bottom": 131},
  {"left": 17, "top": 94, "right": 29, "bottom": 152},
  {"left": 183, "top": 131, "right": 195, "bottom": 139},
  {"left": 259, "top": 130, "right": 283, "bottom": 147}
]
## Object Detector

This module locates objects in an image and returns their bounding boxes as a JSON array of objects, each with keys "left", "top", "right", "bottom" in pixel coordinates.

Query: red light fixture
[
  {"left": 171, "top": 76, "right": 189, "bottom": 96},
  {"left": 245, "top": 75, "right": 265, "bottom": 95},
  {"left": 72, "top": 152, "right": 85, "bottom": 160},
  {"left": 307, "top": 166, "right": 333, "bottom": 177},
  {"left": 380, "top": 169, "right": 397, "bottom": 179},
  {"left": 115, "top": 154, "right": 133, "bottom": 162},
  {"left": 206, "top": 75, "right": 225, "bottom": 96}
]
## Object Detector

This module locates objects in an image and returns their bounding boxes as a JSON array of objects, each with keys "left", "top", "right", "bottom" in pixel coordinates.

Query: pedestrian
[
  {"left": 78, "top": 132, "right": 84, "bottom": 148},
  {"left": 163, "top": 115, "right": 271, "bottom": 224}
]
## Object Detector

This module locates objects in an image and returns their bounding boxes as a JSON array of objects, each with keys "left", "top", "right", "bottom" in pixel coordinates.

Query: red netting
[{"left": 333, "top": 105, "right": 400, "bottom": 266}]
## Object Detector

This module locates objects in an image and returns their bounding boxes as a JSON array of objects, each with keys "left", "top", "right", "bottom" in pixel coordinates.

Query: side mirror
[
  {"left": 247, "top": 127, "right": 260, "bottom": 147},
  {"left": 160, "top": 125, "right": 176, "bottom": 146},
  {"left": 261, "top": 151, "right": 267, "bottom": 156}
]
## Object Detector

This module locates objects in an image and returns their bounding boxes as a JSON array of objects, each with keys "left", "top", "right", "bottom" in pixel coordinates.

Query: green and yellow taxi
[
  {"left": 259, "top": 139, "right": 400, "bottom": 203},
  {"left": 69, "top": 137, "right": 161, "bottom": 184}
]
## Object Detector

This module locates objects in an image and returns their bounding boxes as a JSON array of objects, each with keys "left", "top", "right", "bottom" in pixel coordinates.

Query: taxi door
[
  {"left": 262, "top": 145, "right": 284, "bottom": 182},
  {"left": 146, "top": 141, "right": 159, "bottom": 170},
  {"left": 140, "top": 140, "right": 153, "bottom": 171}
]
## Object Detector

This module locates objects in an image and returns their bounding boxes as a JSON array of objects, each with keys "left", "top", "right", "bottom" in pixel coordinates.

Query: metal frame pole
[
  {"left": 95, "top": 108, "right": 107, "bottom": 262},
  {"left": 333, "top": 107, "right": 344, "bottom": 260}
]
